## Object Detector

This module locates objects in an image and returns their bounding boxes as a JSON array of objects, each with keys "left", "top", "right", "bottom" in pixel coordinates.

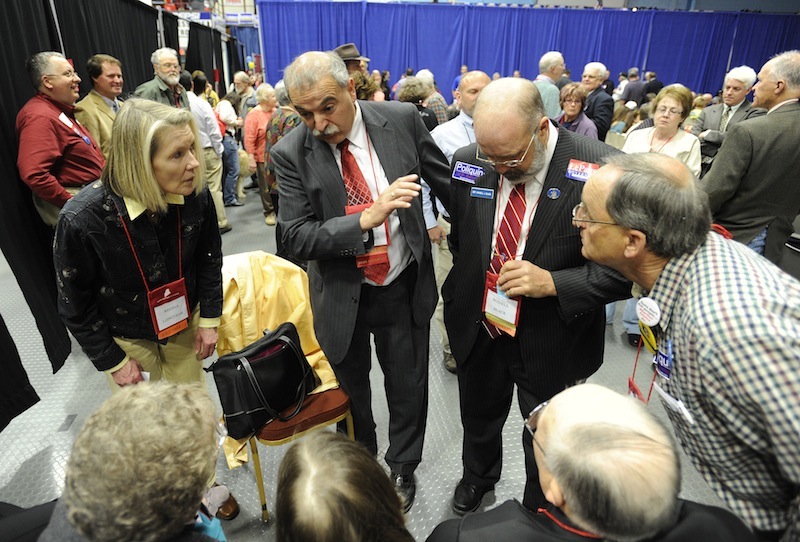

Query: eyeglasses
[
  {"left": 655, "top": 106, "right": 683, "bottom": 117},
  {"left": 524, "top": 401, "right": 549, "bottom": 456},
  {"left": 46, "top": 70, "right": 77, "bottom": 79},
  {"left": 572, "top": 202, "right": 618, "bottom": 226},
  {"left": 563, "top": 99, "right": 582, "bottom": 105},
  {"left": 476, "top": 131, "right": 535, "bottom": 168}
]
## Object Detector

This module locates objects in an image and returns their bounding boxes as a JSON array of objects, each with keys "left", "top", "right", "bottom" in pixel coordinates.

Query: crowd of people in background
[{"left": 12, "top": 36, "right": 800, "bottom": 542}]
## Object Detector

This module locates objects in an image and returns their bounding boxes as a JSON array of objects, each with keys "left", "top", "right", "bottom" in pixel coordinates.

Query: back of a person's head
[
  {"left": 542, "top": 384, "right": 681, "bottom": 541},
  {"left": 275, "top": 431, "right": 413, "bottom": 542},
  {"left": 63, "top": 382, "right": 218, "bottom": 542}
]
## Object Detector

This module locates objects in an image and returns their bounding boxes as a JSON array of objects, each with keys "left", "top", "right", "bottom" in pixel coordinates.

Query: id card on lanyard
[
  {"left": 483, "top": 271, "right": 521, "bottom": 336},
  {"left": 119, "top": 206, "right": 190, "bottom": 340},
  {"left": 346, "top": 203, "right": 391, "bottom": 270}
]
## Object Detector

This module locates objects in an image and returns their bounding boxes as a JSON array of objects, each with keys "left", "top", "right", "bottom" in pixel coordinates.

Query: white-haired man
[
  {"left": 703, "top": 50, "right": 800, "bottom": 263},
  {"left": 134, "top": 47, "right": 189, "bottom": 109},
  {"left": 578, "top": 152, "right": 800, "bottom": 541},
  {"left": 416, "top": 68, "right": 449, "bottom": 125},
  {"left": 691, "top": 65, "right": 765, "bottom": 177},
  {"left": 428, "top": 383, "right": 756, "bottom": 541},
  {"left": 534, "top": 52, "right": 566, "bottom": 119},
  {"left": 581, "top": 61, "right": 614, "bottom": 140}
]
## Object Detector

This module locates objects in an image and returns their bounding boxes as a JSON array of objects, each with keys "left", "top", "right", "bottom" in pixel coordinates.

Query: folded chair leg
[{"left": 249, "top": 436, "right": 270, "bottom": 522}]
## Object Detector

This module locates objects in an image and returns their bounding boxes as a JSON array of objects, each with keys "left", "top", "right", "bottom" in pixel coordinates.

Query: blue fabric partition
[{"left": 256, "top": 1, "right": 800, "bottom": 97}]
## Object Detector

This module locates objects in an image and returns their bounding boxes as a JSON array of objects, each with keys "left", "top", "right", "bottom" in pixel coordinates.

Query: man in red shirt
[{"left": 16, "top": 51, "right": 105, "bottom": 226}]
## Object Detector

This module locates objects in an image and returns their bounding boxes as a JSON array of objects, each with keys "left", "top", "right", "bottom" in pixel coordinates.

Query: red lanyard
[
  {"left": 538, "top": 509, "right": 603, "bottom": 539},
  {"left": 118, "top": 207, "right": 183, "bottom": 293},
  {"left": 629, "top": 333, "right": 658, "bottom": 404}
]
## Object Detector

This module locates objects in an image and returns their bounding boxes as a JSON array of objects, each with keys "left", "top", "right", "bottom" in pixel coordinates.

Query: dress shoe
[
  {"left": 452, "top": 480, "right": 487, "bottom": 515},
  {"left": 391, "top": 472, "right": 416, "bottom": 513},
  {"left": 216, "top": 492, "right": 240, "bottom": 520},
  {"left": 626, "top": 333, "right": 641, "bottom": 347},
  {"left": 224, "top": 199, "right": 244, "bottom": 207},
  {"left": 443, "top": 352, "right": 457, "bottom": 374},
  {"left": 219, "top": 225, "right": 232, "bottom": 235}
]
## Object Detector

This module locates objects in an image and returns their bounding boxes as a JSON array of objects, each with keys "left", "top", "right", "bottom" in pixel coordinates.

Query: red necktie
[
  {"left": 484, "top": 183, "right": 526, "bottom": 337},
  {"left": 338, "top": 140, "right": 389, "bottom": 284}
]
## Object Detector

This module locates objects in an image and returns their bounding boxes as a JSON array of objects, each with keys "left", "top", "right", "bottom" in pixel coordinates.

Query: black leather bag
[{"left": 205, "top": 322, "right": 320, "bottom": 439}]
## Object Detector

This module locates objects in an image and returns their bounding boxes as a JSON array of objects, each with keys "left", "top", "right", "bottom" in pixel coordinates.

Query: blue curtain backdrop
[{"left": 256, "top": 2, "right": 800, "bottom": 99}]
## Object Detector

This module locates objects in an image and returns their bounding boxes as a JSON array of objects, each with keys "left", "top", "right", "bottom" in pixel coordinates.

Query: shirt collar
[
  {"left": 37, "top": 92, "right": 75, "bottom": 115},
  {"left": 458, "top": 109, "right": 474, "bottom": 128},
  {"left": 124, "top": 193, "right": 185, "bottom": 220},
  {"left": 768, "top": 97, "right": 799, "bottom": 114},
  {"left": 92, "top": 89, "right": 119, "bottom": 110}
]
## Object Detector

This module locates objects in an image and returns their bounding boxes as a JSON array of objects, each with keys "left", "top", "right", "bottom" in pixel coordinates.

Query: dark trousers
[
  {"left": 332, "top": 265, "right": 429, "bottom": 476},
  {"left": 457, "top": 330, "right": 546, "bottom": 510}
]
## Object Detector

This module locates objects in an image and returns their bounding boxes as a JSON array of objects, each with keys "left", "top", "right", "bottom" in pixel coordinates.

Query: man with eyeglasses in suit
[
  {"left": 443, "top": 77, "right": 628, "bottom": 516},
  {"left": 17, "top": 51, "right": 105, "bottom": 226}
]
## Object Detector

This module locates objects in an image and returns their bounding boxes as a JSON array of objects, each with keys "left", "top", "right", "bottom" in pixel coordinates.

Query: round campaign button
[{"left": 636, "top": 297, "right": 661, "bottom": 327}]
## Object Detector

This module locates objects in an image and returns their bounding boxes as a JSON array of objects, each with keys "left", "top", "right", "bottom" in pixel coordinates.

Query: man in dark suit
[
  {"left": 581, "top": 62, "right": 614, "bottom": 141},
  {"left": 443, "top": 78, "right": 629, "bottom": 515},
  {"left": 643, "top": 70, "right": 664, "bottom": 98},
  {"left": 272, "top": 51, "right": 451, "bottom": 512},
  {"left": 703, "top": 50, "right": 800, "bottom": 264},
  {"left": 691, "top": 65, "right": 765, "bottom": 178},
  {"left": 619, "top": 67, "right": 646, "bottom": 106}
]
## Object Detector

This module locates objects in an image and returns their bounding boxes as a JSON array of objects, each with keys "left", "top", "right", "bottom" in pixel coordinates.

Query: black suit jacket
[
  {"left": 273, "top": 101, "right": 451, "bottom": 364},
  {"left": 442, "top": 126, "right": 629, "bottom": 399},
  {"left": 584, "top": 89, "right": 614, "bottom": 141}
]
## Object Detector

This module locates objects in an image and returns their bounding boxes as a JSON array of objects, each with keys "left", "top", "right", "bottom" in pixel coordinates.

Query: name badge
[
  {"left": 482, "top": 272, "right": 520, "bottom": 336},
  {"left": 655, "top": 339, "right": 673, "bottom": 380},
  {"left": 470, "top": 187, "right": 494, "bottom": 200},
  {"left": 652, "top": 382, "right": 695, "bottom": 425},
  {"left": 148, "top": 278, "right": 190, "bottom": 340},
  {"left": 565, "top": 159, "right": 600, "bottom": 182},
  {"left": 452, "top": 161, "right": 484, "bottom": 184}
]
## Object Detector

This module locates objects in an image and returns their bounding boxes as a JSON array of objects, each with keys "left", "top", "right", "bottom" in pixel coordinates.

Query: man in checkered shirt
[{"left": 576, "top": 152, "right": 800, "bottom": 542}]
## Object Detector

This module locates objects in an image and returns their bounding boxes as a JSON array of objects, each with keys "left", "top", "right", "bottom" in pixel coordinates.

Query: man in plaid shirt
[{"left": 576, "top": 152, "right": 800, "bottom": 542}]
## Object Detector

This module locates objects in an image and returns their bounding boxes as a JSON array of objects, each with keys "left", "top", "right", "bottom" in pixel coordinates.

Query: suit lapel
[
  {"left": 91, "top": 91, "right": 115, "bottom": 122},
  {"left": 303, "top": 129, "right": 348, "bottom": 213},
  {"left": 478, "top": 170, "right": 499, "bottom": 267},
  {"left": 523, "top": 127, "right": 577, "bottom": 260},
  {"left": 730, "top": 101, "right": 750, "bottom": 124},
  {"left": 361, "top": 103, "right": 404, "bottom": 183}
]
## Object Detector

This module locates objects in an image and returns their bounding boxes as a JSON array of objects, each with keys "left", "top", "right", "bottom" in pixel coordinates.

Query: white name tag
[
  {"left": 653, "top": 382, "right": 695, "bottom": 425},
  {"left": 485, "top": 288, "right": 519, "bottom": 323},
  {"left": 154, "top": 295, "right": 190, "bottom": 332}
]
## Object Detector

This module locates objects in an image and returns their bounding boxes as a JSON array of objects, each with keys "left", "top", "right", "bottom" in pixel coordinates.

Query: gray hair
[
  {"left": 274, "top": 80, "right": 291, "bottom": 106},
  {"left": 233, "top": 70, "right": 250, "bottom": 84},
  {"left": 284, "top": 51, "right": 349, "bottom": 101},
  {"left": 397, "top": 76, "right": 429, "bottom": 103},
  {"left": 255, "top": 83, "right": 275, "bottom": 103},
  {"left": 584, "top": 62, "right": 607, "bottom": 78},
  {"left": 26, "top": 51, "right": 64, "bottom": 89},
  {"left": 64, "top": 382, "right": 217, "bottom": 542},
  {"left": 725, "top": 65, "right": 757, "bottom": 89},
  {"left": 415, "top": 68, "right": 435, "bottom": 87},
  {"left": 539, "top": 51, "right": 564, "bottom": 74},
  {"left": 603, "top": 153, "right": 711, "bottom": 259},
  {"left": 768, "top": 50, "right": 800, "bottom": 91},
  {"left": 150, "top": 47, "right": 178, "bottom": 67},
  {"left": 547, "top": 423, "right": 680, "bottom": 541}
]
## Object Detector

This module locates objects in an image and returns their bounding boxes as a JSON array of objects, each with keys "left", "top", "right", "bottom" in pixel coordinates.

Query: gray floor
[{"left": 0, "top": 186, "right": 724, "bottom": 541}]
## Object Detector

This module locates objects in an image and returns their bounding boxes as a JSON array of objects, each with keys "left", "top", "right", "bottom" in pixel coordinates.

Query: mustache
[{"left": 312, "top": 125, "right": 340, "bottom": 137}]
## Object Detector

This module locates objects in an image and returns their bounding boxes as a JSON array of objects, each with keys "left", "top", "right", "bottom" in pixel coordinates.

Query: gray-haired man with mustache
[
  {"left": 272, "top": 51, "right": 451, "bottom": 512},
  {"left": 133, "top": 47, "right": 189, "bottom": 110}
]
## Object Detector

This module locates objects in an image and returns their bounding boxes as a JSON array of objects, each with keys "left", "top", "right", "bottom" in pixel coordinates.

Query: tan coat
[{"left": 74, "top": 90, "right": 116, "bottom": 160}]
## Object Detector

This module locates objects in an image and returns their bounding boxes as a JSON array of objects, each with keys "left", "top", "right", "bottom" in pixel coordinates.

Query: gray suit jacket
[
  {"left": 690, "top": 101, "right": 765, "bottom": 158},
  {"left": 443, "top": 126, "right": 630, "bottom": 399},
  {"left": 75, "top": 90, "right": 116, "bottom": 160},
  {"left": 702, "top": 100, "right": 800, "bottom": 263},
  {"left": 272, "top": 101, "right": 451, "bottom": 364}
]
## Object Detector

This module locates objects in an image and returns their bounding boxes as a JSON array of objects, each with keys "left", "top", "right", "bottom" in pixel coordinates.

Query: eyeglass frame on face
[
  {"left": 524, "top": 401, "right": 549, "bottom": 456},
  {"left": 572, "top": 202, "right": 618, "bottom": 227},
  {"left": 476, "top": 130, "right": 536, "bottom": 168},
  {"left": 45, "top": 69, "right": 78, "bottom": 79},
  {"left": 654, "top": 106, "right": 683, "bottom": 117}
]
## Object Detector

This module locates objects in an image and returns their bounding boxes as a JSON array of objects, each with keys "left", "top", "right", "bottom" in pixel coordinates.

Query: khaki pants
[
  {"left": 33, "top": 185, "right": 84, "bottom": 227},
  {"left": 434, "top": 215, "right": 453, "bottom": 355},
  {"left": 203, "top": 148, "right": 228, "bottom": 229},
  {"left": 107, "top": 310, "right": 205, "bottom": 387}
]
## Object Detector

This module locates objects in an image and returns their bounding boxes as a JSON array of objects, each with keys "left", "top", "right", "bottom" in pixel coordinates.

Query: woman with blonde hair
[{"left": 276, "top": 431, "right": 414, "bottom": 542}]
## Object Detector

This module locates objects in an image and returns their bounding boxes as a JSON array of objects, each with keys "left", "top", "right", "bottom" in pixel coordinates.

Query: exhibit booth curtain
[
  {"left": 257, "top": 1, "right": 800, "bottom": 96},
  {"left": 186, "top": 23, "right": 216, "bottom": 85}
]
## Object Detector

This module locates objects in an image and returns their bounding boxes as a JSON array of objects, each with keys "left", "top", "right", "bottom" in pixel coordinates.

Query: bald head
[
  {"left": 456, "top": 71, "right": 490, "bottom": 117},
  {"left": 538, "top": 384, "right": 680, "bottom": 540},
  {"left": 473, "top": 77, "right": 545, "bottom": 132}
]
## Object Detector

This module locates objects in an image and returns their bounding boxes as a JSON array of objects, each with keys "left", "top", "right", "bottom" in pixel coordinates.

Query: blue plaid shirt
[{"left": 645, "top": 232, "right": 800, "bottom": 539}]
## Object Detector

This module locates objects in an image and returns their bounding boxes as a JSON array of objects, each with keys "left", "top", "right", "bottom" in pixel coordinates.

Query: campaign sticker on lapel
[
  {"left": 546, "top": 187, "right": 561, "bottom": 200},
  {"left": 470, "top": 187, "right": 494, "bottom": 200},
  {"left": 452, "top": 161, "right": 485, "bottom": 185},
  {"left": 565, "top": 159, "right": 600, "bottom": 182}
]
